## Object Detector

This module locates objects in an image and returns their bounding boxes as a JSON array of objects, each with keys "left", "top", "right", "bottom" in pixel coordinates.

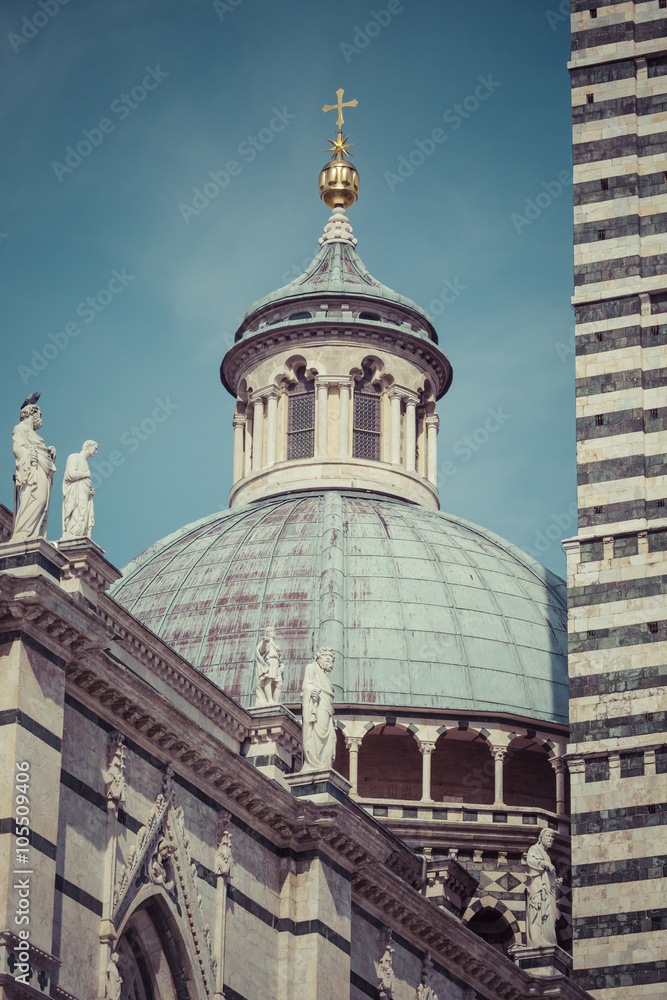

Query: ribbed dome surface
[{"left": 112, "top": 492, "right": 568, "bottom": 723}]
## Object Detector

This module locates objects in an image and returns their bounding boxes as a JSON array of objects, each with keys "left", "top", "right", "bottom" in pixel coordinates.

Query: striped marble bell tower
[{"left": 566, "top": 2, "right": 667, "bottom": 998}]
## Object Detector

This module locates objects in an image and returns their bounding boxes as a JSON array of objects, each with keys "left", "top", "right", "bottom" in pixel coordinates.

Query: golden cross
[{"left": 322, "top": 88, "right": 358, "bottom": 132}]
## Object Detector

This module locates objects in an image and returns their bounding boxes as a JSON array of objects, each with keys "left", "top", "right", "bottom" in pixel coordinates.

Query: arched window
[
  {"left": 353, "top": 364, "right": 381, "bottom": 461},
  {"left": 287, "top": 367, "right": 315, "bottom": 460}
]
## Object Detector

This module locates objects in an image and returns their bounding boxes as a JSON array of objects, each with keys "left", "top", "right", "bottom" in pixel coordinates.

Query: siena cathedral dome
[
  {"left": 113, "top": 133, "right": 571, "bottom": 914},
  {"left": 113, "top": 492, "right": 568, "bottom": 724}
]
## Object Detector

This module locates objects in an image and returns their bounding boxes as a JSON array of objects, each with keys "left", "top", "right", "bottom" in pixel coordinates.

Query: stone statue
[
  {"left": 254, "top": 627, "right": 284, "bottom": 705},
  {"left": 300, "top": 647, "right": 336, "bottom": 772},
  {"left": 525, "top": 828, "right": 561, "bottom": 947},
  {"left": 62, "top": 440, "right": 98, "bottom": 539},
  {"left": 105, "top": 952, "right": 123, "bottom": 1000},
  {"left": 11, "top": 404, "right": 56, "bottom": 541},
  {"left": 104, "top": 732, "right": 127, "bottom": 809},
  {"left": 416, "top": 953, "right": 438, "bottom": 1000},
  {"left": 377, "top": 929, "right": 395, "bottom": 999}
]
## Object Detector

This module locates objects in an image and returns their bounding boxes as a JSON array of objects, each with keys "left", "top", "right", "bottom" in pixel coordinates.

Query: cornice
[
  {"left": 222, "top": 323, "right": 452, "bottom": 399},
  {"left": 0, "top": 573, "right": 112, "bottom": 660}
]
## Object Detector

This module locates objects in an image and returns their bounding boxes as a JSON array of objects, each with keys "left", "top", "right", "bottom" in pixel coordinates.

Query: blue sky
[{"left": 1, "top": 0, "right": 575, "bottom": 577}]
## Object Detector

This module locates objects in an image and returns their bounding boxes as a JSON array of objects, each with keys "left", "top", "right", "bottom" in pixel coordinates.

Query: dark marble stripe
[
  {"left": 577, "top": 498, "right": 667, "bottom": 527},
  {"left": 0, "top": 630, "right": 66, "bottom": 670},
  {"left": 569, "top": 620, "right": 667, "bottom": 655},
  {"left": 227, "top": 883, "right": 351, "bottom": 954},
  {"left": 0, "top": 709, "right": 62, "bottom": 752},
  {"left": 576, "top": 408, "right": 644, "bottom": 440},
  {"left": 573, "top": 959, "right": 667, "bottom": 991},
  {"left": 0, "top": 551, "right": 61, "bottom": 580},
  {"left": 351, "top": 971, "right": 379, "bottom": 999},
  {"left": 570, "top": 710, "right": 667, "bottom": 742},
  {"left": 54, "top": 873, "right": 103, "bottom": 916},
  {"left": 570, "top": 57, "right": 635, "bottom": 89},
  {"left": 572, "top": 807, "right": 667, "bottom": 838},
  {"left": 572, "top": 21, "right": 635, "bottom": 51},
  {"left": 569, "top": 575, "right": 667, "bottom": 608},
  {"left": 570, "top": 666, "right": 667, "bottom": 699},
  {"left": 0, "top": 816, "right": 57, "bottom": 860},
  {"left": 578, "top": 453, "right": 666, "bottom": 484}
]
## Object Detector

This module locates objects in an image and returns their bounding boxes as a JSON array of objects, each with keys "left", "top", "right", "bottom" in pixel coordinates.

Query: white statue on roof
[
  {"left": 11, "top": 403, "right": 56, "bottom": 541},
  {"left": 300, "top": 647, "right": 337, "bottom": 771},
  {"left": 62, "top": 441, "right": 98, "bottom": 539},
  {"left": 254, "top": 627, "right": 284, "bottom": 706}
]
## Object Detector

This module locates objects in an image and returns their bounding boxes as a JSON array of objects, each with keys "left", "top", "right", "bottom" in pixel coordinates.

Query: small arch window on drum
[
  {"left": 287, "top": 367, "right": 315, "bottom": 460},
  {"left": 353, "top": 364, "right": 382, "bottom": 461}
]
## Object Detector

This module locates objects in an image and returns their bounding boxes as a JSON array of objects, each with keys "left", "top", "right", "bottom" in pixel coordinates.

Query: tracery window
[
  {"left": 353, "top": 364, "right": 381, "bottom": 461},
  {"left": 287, "top": 367, "right": 315, "bottom": 460}
]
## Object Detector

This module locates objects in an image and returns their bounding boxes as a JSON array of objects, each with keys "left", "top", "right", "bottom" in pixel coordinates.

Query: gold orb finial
[{"left": 319, "top": 88, "right": 360, "bottom": 209}]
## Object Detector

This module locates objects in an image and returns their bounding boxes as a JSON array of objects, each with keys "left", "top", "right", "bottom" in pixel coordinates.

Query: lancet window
[
  {"left": 353, "top": 364, "right": 381, "bottom": 461},
  {"left": 287, "top": 367, "right": 315, "bottom": 460}
]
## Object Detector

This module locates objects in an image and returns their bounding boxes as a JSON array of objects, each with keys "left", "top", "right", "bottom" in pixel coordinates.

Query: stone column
[
  {"left": 345, "top": 736, "right": 363, "bottom": 796},
  {"left": 232, "top": 413, "right": 245, "bottom": 483},
  {"left": 492, "top": 746, "right": 507, "bottom": 806},
  {"left": 265, "top": 388, "right": 280, "bottom": 468},
  {"left": 316, "top": 380, "right": 329, "bottom": 458},
  {"left": 404, "top": 393, "right": 418, "bottom": 472},
  {"left": 425, "top": 414, "right": 439, "bottom": 484},
  {"left": 550, "top": 757, "right": 567, "bottom": 814},
  {"left": 252, "top": 396, "right": 264, "bottom": 472},
  {"left": 389, "top": 390, "right": 402, "bottom": 465},
  {"left": 338, "top": 380, "right": 351, "bottom": 459},
  {"left": 420, "top": 741, "right": 436, "bottom": 802}
]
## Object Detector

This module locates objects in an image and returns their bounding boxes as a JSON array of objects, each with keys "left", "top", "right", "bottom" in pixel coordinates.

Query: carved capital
[
  {"left": 345, "top": 735, "right": 363, "bottom": 753},
  {"left": 491, "top": 745, "right": 508, "bottom": 762},
  {"left": 549, "top": 756, "right": 566, "bottom": 774},
  {"left": 232, "top": 413, "right": 246, "bottom": 428},
  {"left": 418, "top": 741, "right": 437, "bottom": 757},
  {"left": 564, "top": 754, "right": 585, "bottom": 775}
]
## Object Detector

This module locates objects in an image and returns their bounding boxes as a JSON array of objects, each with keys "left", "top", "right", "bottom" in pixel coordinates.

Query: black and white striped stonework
[{"left": 569, "top": 2, "right": 667, "bottom": 996}]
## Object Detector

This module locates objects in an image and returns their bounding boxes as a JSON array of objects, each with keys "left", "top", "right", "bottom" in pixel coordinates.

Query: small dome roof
[
  {"left": 112, "top": 492, "right": 568, "bottom": 725},
  {"left": 234, "top": 208, "right": 438, "bottom": 344}
]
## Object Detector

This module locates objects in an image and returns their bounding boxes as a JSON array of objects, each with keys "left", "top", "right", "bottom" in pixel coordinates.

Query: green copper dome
[{"left": 112, "top": 491, "right": 568, "bottom": 725}]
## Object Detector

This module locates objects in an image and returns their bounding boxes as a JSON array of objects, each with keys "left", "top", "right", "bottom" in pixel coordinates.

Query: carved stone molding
[{"left": 105, "top": 732, "right": 127, "bottom": 809}]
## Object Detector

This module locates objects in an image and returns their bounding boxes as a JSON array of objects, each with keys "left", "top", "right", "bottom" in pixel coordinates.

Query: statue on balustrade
[
  {"left": 62, "top": 440, "right": 98, "bottom": 539},
  {"left": 300, "top": 647, "right": 336, "bottom": 771},
  {"left": 525, "top": 828, "right": 561, "bottom": 947},
  {"left": 11, "top": 403, "right": 56, "bottom": 542}
]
